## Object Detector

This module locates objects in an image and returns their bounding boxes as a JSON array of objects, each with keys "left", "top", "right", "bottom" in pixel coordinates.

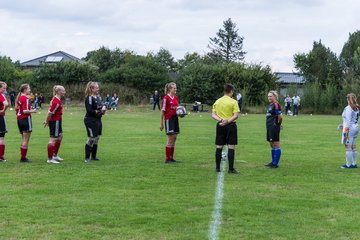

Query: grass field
[{"left": 0, "top": 105, "right": 359, "bottom": 239}]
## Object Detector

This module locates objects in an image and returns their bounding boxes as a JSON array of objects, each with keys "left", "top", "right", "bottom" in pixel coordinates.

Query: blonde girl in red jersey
[
  {"left": 0, "top": 81, "right": 9, "bottom": 162},
  {"left": 160, "top": 82, "right": 180, "bottom": 163},
  {"left": 16, "top": 84, "right": 36, "bottom": 163},
  {"left": 43, "top": 85, "right": 66, "bottom": 164}
]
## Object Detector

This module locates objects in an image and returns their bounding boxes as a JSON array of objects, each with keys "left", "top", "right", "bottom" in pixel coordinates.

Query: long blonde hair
[
  {"left": 85, "top": 81, "right": 98, "bottom": 96},
  {"left": 53, "top": 85, "right": 65, "bottom": 96},
  {"left": 0, "top": 81, "right": 7, "bottom": 90},
  {"left": 347, "top": 93, "right": 360, "bottom": 110},
  {"left": 164, "top": 82, "right": 176, "bottom": 95},
  {"left": 16, "top": 84, "right": 30, "bottom": 107}
]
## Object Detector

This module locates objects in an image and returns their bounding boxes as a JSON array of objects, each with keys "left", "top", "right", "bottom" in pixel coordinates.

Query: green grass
[{"left": 0, "top": 106, "right": 358, "bottom": 239}]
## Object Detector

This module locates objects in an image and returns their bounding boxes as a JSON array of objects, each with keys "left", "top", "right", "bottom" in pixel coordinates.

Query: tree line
[
  {"left": 1, "top": 18, "right": 360, "bottom": 113},
  {"left": 294, "top": 31, "right": 360, "bottom": 113},
  {"left": 0, "top": 18, "right": 276, "bottom": 107}
]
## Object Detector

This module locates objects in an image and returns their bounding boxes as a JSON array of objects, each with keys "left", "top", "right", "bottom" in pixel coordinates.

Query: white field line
[{"left": 208, "top": 151, "right": 226, "bottom": 240}]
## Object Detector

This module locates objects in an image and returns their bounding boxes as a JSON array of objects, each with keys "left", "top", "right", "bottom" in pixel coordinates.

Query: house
[
  {"left": 275, "top": 72, "right": 305, "bottom": 97},
  {"left": 21, "top": 51, "right": 84, "bottom": 68}
]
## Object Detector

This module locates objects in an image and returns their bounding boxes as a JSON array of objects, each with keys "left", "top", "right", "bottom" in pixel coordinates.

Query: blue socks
[{"left": 272, "top": 148, "right": 281, "bottom": 166}]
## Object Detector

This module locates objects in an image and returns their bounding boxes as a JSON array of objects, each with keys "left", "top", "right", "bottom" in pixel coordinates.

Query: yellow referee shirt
[{"left": 212, "top": 95, "right": 240, "bottom": 122}]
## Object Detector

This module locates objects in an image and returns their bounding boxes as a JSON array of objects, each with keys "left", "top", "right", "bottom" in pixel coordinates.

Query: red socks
[
  {"left": 20, "top": 145, "right": 28, "bottom": 160},
  {"left": 47, "top": 143, "right": 55, "bottom": 159},
  {"left": 166, "top": 144, "right": 174, "bottom": 160},
  {"left": 0, "top": 144, "right": 5, "bottom": 160},
  {"left": 54, "top": 141, "right": 61, "bottom": 155}
]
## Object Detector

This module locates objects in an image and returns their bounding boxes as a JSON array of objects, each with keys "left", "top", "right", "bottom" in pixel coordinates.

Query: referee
[{"left": 211, "top": 83, "right": 240, "bottom": 174}]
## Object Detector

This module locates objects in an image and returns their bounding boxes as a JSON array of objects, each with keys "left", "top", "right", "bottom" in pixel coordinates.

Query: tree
[
  {"left": 101, "top": 55, "right": 169, "bottom": 92},
  {"left": 0, "top": 55, "right": 16, "bottom": 85},
  {"left": 340, "top": 31, "right": 360, "bottom": 78},
  {"left": 148, "top": 48, "right": 178, "bottom": 72},
  {"left": 208, "top": 18, "right": 246, "bottom": 62},
  {"left": 293, "top": 40, "right": 343, "bottom": 88},
  {"left": 84, "top": 46, "right": 133, "bottom": 72}
]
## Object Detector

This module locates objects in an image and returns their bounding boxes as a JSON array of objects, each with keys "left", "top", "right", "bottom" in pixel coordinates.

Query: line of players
[
  {"left": 0, "top": 81, "right": 105, "bottom": 164},
  {"left": 1, "top": 80, "right": 355, "bottom": 169}
]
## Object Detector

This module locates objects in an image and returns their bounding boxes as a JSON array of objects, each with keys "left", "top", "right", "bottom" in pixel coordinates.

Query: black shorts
[
  {"left": 165, "top": 116, "right": 179, "bottom": 135},
  {"left": 215, "top": 122, "right": 238, "bottom": 145},
  {"left": 267, "top": 125, "right": 280, "bottom": 142},
  {"left": 49, "top": 120, "right": 62, "bottom": 138},
  {"left": 17, "top": 116, "right": 32, "bottom": 134},
  {"left": 84, "top": 117, "right": 102, "bottom": 137},
  {"left": 0, "top": 116, "right": 8, "bottom": 135}
]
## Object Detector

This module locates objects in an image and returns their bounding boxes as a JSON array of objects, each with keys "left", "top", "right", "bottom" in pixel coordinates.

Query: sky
[{"left": 0, "top": 0, "right": 359, "bottom": 72}]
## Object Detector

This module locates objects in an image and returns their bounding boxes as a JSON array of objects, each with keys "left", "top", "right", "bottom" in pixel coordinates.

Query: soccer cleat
[
  {"left": 47, "top": 159, "right": 60, "bottom": 164},
  {"left": 228, "top": 169, "right": 239, "bottom": 174},
  {"left": 84, "top": 158, "right": 91, "bottom": 163},
  {"left": 264, "top": 162, "right": 273, "bottom": 167},
  {"left": 20, "top": 158, "right": 32, "bottom": 163},
  {"left": 216, "top": 169, "right": 221, "bottom": 172},
  {"left": 91, "top": 157, "right": 100, "bottom": 161},
  {"left": 269, "top": 164, "right": 279, "bottom": 168},
  {"left": 0, "top": 159, "right": 7, "bottom": 163},
  {"left": 350, "top": 164, "right": 358, "bottom": 168},
  {"left": 52, "top": 155, "right": 63, "bottom": 161},
  {"left": 165, "top": 160, "right": 175, "bottom": 164},
  {"left": 340, "top": 165, "right": 350, "bottom": 169}
]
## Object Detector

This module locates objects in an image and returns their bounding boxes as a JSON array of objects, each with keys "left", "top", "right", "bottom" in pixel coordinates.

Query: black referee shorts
[
  {"left": 84, "top": 117, "right": 102, "bottom": 137},
  {"left": 215, "top": 122, "right": 237, "bottom": 145}
]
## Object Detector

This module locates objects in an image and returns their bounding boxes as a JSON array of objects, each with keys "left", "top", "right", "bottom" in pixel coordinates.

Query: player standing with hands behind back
[
  {"left": 264, "top": 90, "right": 283, "bottom": 168},
  {"left": 160, "top": 82, "right": 180, "bottom": 163},
  {"left": 43, "top": 85, "right": 66, "bottom": 164},
  {"left": 84, "top": 82, "right": 106, "bottom": 163},
  {"left": 212, "top": 84, "right": 240, "bottom": 174}
]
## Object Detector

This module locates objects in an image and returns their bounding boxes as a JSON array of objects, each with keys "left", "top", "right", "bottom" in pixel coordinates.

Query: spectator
[
  {"left": 9, "top": 90, "right": 16, "bottom": 108},
  {"left": 236, "top": 93, "right": 243, "bottom": 112},
  {"left": 110, "top": 93, "right": 119, "bottom": 111},
  {"left": 284, "top": 95, "right": 292, "bottom": 115},
  {"left": 153, "top": 90, "right": 160, "bottom": 110},
  {"left": 292, "top": 95, "right": 301, "bottom": 116}
]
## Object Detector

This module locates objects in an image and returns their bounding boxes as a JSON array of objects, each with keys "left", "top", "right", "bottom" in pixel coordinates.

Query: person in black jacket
[
  {"left": 153, "top": 90, "right": 160, "bottom": 110},
  {"left": 84, "top": 82, "right": 106, "bottom": 163}
]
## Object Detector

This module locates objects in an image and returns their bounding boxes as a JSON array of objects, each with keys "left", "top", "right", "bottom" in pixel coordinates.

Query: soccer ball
[{"left": 176, "top": 106, "right": 186, "bottom": 118}]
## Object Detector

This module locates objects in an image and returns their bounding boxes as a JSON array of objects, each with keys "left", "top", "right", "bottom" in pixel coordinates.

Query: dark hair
[{"left": 224, "top": 83, "right": 234, "bottom": 94}]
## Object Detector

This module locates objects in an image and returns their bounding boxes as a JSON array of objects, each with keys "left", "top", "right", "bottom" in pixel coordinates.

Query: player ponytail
[
  {"left": 164, "top": 82, "right": 176, "bottom": 95},
  {"left": 85, "top": 82, "right": 98, "bottom": 96},
  {"left": 16, "top": 84, "right": 30, "bottom": 108},
  {"left": 53, "top": 85, "right": 64, "bottom": 96},
  {"left": 347, "top": 93, "right": 360, "bottom": 110}
]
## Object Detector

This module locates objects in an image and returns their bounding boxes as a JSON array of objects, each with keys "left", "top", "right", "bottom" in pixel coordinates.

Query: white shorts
[{"left": 342, "top": 127, "right": 358, "bottom": 145}]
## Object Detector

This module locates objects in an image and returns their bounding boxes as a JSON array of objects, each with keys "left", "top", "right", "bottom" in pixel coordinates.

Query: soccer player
[
  {"left": 16, "top": 84, "right": 37, "bottom": 163},
  {"left": 264, "top": 90, "right": 283, "bottom": 168},
  {"left": 84, "top": 82, "right": 106, "bottom": 163},
  {"left": 211, "top": 83, "right": 240, "bottom": 174},
  {"left": 0, "top": 81, "right": 9, "bottom": 162},
  {"left": 43, "top": 85, "right": 66, "bottom": 164},
  {"left": 340, "top": 93, "right": 360, "bottom": 168},
  {"left": 160, "top": 82, "right": 180, "bottom": 163}
]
